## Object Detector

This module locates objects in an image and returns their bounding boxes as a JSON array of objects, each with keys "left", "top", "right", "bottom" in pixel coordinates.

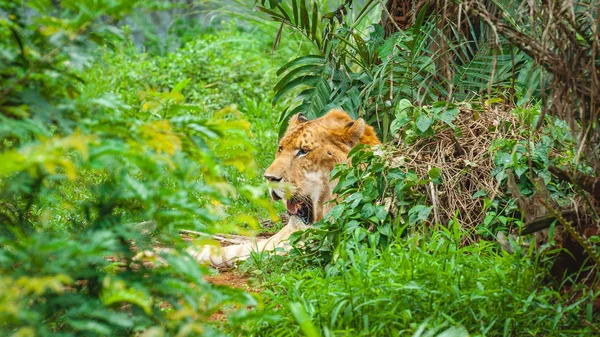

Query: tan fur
[
  {"left": 186, "top": 216, "right": 310, "bottom": 268},
  {"left": 265, "top": 109, "right": 379, "bottom": 222},
  {"left": 190, "top": 109, "right": 380, "bottom": 268}
]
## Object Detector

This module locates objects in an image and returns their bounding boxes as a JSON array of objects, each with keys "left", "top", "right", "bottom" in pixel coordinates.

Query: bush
[
  {"left": 0, "top": 2, "right": 265, "bottom": 336},
  {"left": 249, "top": 231, "right": 595, "bottom": 336}
]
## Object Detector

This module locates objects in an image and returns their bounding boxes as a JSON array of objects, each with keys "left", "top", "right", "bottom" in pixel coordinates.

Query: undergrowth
[
  {"left": 236, "top": 2, "right": 599, "bottom": 335},
  {"left": 0, "top": 2, "right": 295, "bottom": 334},
  {"left": 77, "top": 24, "right": 301, "bottom": 229},
  {"left": 249, "top": 231, "right": 595, "bottom": 336},
  {"left": 239, "top": 103, "right": 598, "bottom": 336}
]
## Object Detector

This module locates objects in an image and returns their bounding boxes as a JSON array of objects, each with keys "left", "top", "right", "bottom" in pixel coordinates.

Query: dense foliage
[
  {"left": 1, "top": 0, "right": 598, "bottom": 336},
  {"left": 0, "top": 2, "right": 284, "bottom": 335},
  {"left": 257, "top": 0, "right": 539, "bottom": 141}
]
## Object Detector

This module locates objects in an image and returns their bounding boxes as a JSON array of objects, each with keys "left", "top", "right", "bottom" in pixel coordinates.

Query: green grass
[{"left": 242, "top": 227, "right": 597, "bottom": 336}]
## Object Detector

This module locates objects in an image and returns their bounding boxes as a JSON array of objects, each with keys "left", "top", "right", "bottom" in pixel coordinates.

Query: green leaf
[
  {"left": 377, "top": 35, "right": 397, "bottom": 58},
  {"left": 345, "top": 192, "right": 364, "bottom": 208},
  {"left": 172, "top": 78, "right": 190, "bottom": 93},
  {"left": 361, "top": 203, "right": 376, "bottom": 218},
  {"left": 326, "top": 204, "right": 346, "bottom": 220},
  {"left": 64, "top": 319, "right": 111, "bottom": 335},
  {"left": 472, "top": 189, "right": 487, "bottom": 199},
  {"left": 299, "top": 0, "right": 310, "bottom": 34},
  {"left": 124, "top": 175, "right": 149, "bottom": 200},
  {"left": 375, "top": 206, "right": 387, "bottom": 221},
  {"left": 257, "top": 6, "right": 288, "bottom": 23},
  {"left": 538, "top": 170, "right": 551, "bottom": 185},
  {"left": 378, "top": 223, "right": 392, "bottom": 236},
  {"left": 416, "top": 114, "right": 433, "bottom": 133},
  {"left": 353, "top": 32, "right": 370, "bottom": 66},
  {"left": 274, "top": 64, "right": 323, "bottom": 92},
  {"left": 292, "top": 0, "right": 299, "bottom": 24},
  {"left": 428, "top": 167, "right": 441, "bottom": 179},
  {"left": 438, "top": 111, "right": 458, "bottom": 129},
  {"left": 408, "top": 205, "right": 432, "bottom": 224},
  {"left": 101, "top": 278, "right": 152, "bottom": 315},
  {"left": 275, "top": 4, "right": 292, "bottom": 23},
  {"left": 307, "top": 78, "right": 331, "bottom": 117},
  {"left": 188, "top": 123, "right": 220, "bottom": 139},
  {"left": 289, "top": 302, "right": 321, "bottom": 337},
  {"left": 272, "top": 75, "right": 322, "bottom": 105},
  {"left": 277, "top": 55, "right": 326, "bottom": 76},
  {"left": 395, "top": 99, "right": 413, "bottom": 117}
]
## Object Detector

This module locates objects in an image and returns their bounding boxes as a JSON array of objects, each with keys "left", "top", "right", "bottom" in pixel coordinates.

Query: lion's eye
[
  {"left": 278, "top": 145, "right": 283, "bottom": 152},
  {"left": 297, "top": 148, "right": 309, "bottom": 158}
]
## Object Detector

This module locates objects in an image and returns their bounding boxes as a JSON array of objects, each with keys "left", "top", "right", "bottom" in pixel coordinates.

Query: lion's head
[{"left": 264, "top": 109, "right": 380, "bottom": 224}]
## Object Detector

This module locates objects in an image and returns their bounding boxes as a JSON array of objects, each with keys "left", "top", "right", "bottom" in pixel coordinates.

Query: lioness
[{"left": 189, "top": 109, "right": 380, "bottom": 267}]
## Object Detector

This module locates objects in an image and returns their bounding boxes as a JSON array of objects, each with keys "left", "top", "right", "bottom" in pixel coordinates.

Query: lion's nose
[{"left": 264, "top": 174, "right": 282, "bottom": 182}]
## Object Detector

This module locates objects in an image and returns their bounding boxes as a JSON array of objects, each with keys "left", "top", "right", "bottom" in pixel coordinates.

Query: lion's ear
[
  {"left": 286, "top": 113, "right": 309, "bottom": 131},
  {"left": 341, "top": 118, "right": 366, "bottom": 147}
]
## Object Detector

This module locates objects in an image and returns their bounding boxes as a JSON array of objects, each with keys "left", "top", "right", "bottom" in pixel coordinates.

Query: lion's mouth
[
  {"left": 286, "top": 197, "right": 313, "bottom": 224},
  {"left": 269, "top": 188, "right": 313, "bottom": 224}
]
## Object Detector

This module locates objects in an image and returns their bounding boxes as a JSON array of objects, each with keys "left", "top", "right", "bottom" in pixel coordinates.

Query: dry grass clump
[{"left": 389, "top": 103, "right": 522, "bottom": 235}]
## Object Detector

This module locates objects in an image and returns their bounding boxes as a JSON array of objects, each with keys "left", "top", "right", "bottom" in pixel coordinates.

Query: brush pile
[{"left": 387, "top": 103, "right": 522, "bottom": 235}]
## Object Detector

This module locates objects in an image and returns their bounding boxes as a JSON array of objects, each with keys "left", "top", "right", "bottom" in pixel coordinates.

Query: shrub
[{"left": 0, "top": 2, "right": 264, "bottom": 335}]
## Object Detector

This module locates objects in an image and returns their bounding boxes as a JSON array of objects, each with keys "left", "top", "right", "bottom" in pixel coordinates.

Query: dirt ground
[
  {"left": 204, "top": 271, "right": 260, "bottom": 322},
  {"left": 204, "top": 271, "right": 251, "bottom": 289}
]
